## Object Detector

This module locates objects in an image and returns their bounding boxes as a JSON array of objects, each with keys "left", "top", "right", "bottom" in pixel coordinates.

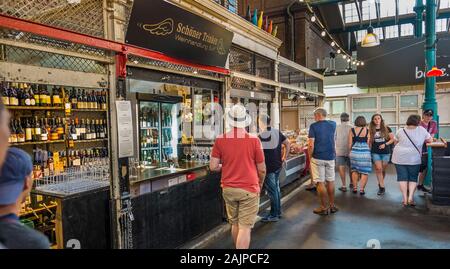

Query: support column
[{"left": 424, "top": 0, "right": 438, "bottom": 186}]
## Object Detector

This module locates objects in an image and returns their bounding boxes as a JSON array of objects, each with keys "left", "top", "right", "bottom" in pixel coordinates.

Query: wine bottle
[
  {"left": 9, "top": 83, "right": 19, "bottom": 106},
  {"left": 1, "top": 82, "right": 9, "bottom": 105},
  {"left": 52, "top": 86, "right": 61, "bottom": 107},
  {"left": 34, "top": 84, "right": 40, "bottom": 106},
  {"left": 34, "top": 116, "right": 41, "bottom": 141},
  {"left": 40, "top": 119, "right": 48, "bottom": 142},
  {"left": 28, "top": 84, "right": 36, "bottom": 106},
  {"left": 25, "top": 118, "right": 33, "bottom": 142},
  {"left": 56, "top": 117, "right": 65, "bottom": 139},
  {"left": 50, "top": 119, "right": 59, "bottom": 141},
  {"left": 10, "top": 120, "right": 17, "bottom": 143},
  {"left": 16, "top": 119, "right": 25, "bottom": 143}
]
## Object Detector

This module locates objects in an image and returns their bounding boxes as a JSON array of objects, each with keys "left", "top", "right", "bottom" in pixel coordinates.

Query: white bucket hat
[{"left": 227, "top": 104, "right": 251, "bottom": 128}]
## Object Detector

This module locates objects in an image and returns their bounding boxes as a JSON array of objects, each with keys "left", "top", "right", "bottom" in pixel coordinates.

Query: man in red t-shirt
[{"left": 210, "top": 104, "right": 266, "bottom": 249}]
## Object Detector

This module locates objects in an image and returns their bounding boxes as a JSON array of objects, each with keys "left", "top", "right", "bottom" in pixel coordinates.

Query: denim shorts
[
  {"left": 336, "top": 156, "right": 350, "bottom": 167},
  {"left": 372, "top": 153, "right": 391, "bottom": 163},
  {"left": 395, "top": 164, "right": 420, "bottom": 182}
]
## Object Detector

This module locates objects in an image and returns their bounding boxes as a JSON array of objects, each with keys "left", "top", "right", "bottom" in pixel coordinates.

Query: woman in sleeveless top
[{"left": 348, "top": 116, "right": 372, "bottom": 195}]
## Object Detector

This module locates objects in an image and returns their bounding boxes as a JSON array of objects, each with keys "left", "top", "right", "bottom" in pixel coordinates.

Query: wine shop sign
[
  {"left": 126, "top": 0, "right": 233, "bottom": 69},
  {"left": 357, "top": 36, "right": 450, "bottom": 87}
]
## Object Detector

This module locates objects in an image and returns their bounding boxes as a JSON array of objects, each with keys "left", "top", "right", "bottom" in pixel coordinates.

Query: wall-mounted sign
[
  {"left": 126, "top": 0, "right": 233, "bottom": 68},
  {"left": 357, "top": 36, "right": 450, "bottom": 88}
]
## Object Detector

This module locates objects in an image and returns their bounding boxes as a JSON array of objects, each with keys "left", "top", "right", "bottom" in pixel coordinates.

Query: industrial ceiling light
[
  {"left": 361, "top": 4, "right": 379, "bottom": 48},
  {"left": 361, "top": 62, "right": 365, "bottom": 66},
  {"left": 361, "top": 26, "right": 380, "bottom": 47},
  {"left": 331, "top": 41, "right": 336, "bottom": 47},
  {"left": 347, "top": 58, "right": 351, "bottom": 63},
  {"left": 311, "top": 15, "right": 316, "bottom": 22},
  {"left": 343, "top": 55, "right": 347, "bottom": 59},
  {"left": 356, "top": 62, "right": 361, "bottom": 66},
  {"left": 321, "top": 31, "right": 326, "bottom": 37},
  {"left": 337, "top": 49, "right": 341, "bottom": 54}
]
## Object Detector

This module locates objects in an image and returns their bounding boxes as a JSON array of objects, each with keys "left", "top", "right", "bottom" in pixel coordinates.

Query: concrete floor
[{"left": 203, "top": 166, "right": 450, "bottom": 249}]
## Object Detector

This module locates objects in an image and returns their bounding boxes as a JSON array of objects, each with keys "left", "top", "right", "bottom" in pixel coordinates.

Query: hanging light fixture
[
  {"left": 361, "top": 62, "right": 365, "bottom": 66},
  {"left": 361, "top": 4, "right": 380, "bottom": 48},
  {"left": 331, "top": 41, "right": 336, "bottom": 47},
  {"left": 311, "top": 15, "right": 316, "bottom": 22},
  {"left": 426, "top": 67, "right": 444, "bottom": 77},
  {"left": 321, "top": 30, "right": 326, "bottom": 37},
  {"left": 343, "top": 55, "right": 347, "bottom": 59},
  {"left": 337, "top": 49, "right": 341, "bottom": 54}
]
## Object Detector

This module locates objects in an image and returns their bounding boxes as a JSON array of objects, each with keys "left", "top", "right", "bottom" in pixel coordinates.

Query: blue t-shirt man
[{"left": 308, "top": 120, "right": 336, "bottom": 161}]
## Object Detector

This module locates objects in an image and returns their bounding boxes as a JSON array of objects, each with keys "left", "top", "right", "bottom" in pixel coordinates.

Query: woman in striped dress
[{"left": 348, "top": 116, "right": 372, "bottom": 195}]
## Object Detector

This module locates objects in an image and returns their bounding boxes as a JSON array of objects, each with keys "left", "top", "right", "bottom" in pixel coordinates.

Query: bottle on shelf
[
  {"left": 1, "top": 82, "right": 9, "bottom": 105},
  {"left": 102, "top": 90, "right": 107, "bottom": 110},
  {"left": 71, "top": 88, "right": 78, "bottom": 109},
  {"left": 16, "top": 119, "right": 25, "bottom": 143},
  {"left": 33, "top": 84, "right": 40, "bottom": 107},
  {"left": 34, "top": 116, "right": 41, "bottom": 142},
  {"left": 25, "top": 118, "right": 33, "bottom": 142},
  {"left": 20, "top": 83, "right": 31, "bottom": 106},
  {"left": 56, "top": 117, "right": 65, "bottom": 140},
  {"left": 50, "top": 119, "right": 59, "bottom": 141},
  {"left": 9, "top": 120, "right": 17, "bottom": 144},
  {"left": 9, "top": 83, "right": 19, "bottom": 106},
  {"left": 28, "top": 84, "right": 36, "bottom": 106},
  {"left": 40, "top": 119, "right": 48, "bottom": 142}
]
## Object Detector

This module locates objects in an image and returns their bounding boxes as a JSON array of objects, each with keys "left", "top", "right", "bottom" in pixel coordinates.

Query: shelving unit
[
  {"left": 6, "top": 105, "right": 64, "bottom": 110},
  {"left": 11, "top": 140, "right": 65, "bottom": 146},
  {"left": 73, "top": 138, "right": 108, "bottom": 144}
]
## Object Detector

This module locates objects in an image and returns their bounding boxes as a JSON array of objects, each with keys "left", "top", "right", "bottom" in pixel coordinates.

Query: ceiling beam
[
  {"left": 354, "top": 0, "right": 362, "bottom": 24},
  {"left": 330, "top": 8, "right": 450, "bottom": 33},
  {"left": 307, "top": 0, "right": 348, "bottom": 6}
]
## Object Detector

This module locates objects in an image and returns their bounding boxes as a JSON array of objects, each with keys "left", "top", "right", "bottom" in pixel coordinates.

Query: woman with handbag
[{"left": 392, "top": 115, "right": 433, "bottom": 207}]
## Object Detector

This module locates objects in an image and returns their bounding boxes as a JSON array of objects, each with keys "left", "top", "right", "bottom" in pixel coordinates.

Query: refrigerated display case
[{"left": 136, "top": 93, "right": 183, "bottom": 164}]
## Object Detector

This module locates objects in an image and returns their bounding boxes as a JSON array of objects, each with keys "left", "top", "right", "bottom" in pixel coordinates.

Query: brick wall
[{"left": 239, "top": 0, "right": 334, "bottom": 69}]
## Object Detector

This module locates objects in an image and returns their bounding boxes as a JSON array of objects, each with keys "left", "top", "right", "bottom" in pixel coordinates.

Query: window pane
[
  {"left": 324, "top": 101, "right": 331, "bottom": 113},
  {"left": 382, "top": 112, "right": 396, "bottom": 124},
  {"left": 353, "top": 97, "right": 377, "bottom": 110},
  {"left": 440, "top": 126, "right": 450, "bottom": 139},
  {"left": 332, "top": 100, "right": 346, "bottom": 115},
  {"left": 398, "top": 0, "right": 415, "bottom": 15},
  {"left": 400, "top": 95, "right": 418, "bottom": 107},
  {"left": 401, "top": 24, "right": 414, "bottom": 36},
  {"left": 344, "top": 3, "right": 359, "bottom": 23},
  {"left": 379, "top": 0, "right": 396, "bottom": 18},
  {"left": 381, "top": 96, "right": 396, "bottom": 109},
  {"left": 352, "top": 112, "right": 375, "bottom": 123},
  {"left": 385, "top": 25, "right": 399, "bottom": 39},
  {"left": 400, "top": 111, "right": 419, "bottom": 124}
]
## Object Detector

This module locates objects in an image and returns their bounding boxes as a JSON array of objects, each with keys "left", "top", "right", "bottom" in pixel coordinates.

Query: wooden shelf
[
  {"left": 6, "top": 105, "right": 64, "bottom": 110},
  {"left": 73, "top": 138, "right": 108, "bottom": 143},
  {"left": 71, "top": 109, "right": 108, "bottom": 112},
  {"left": 12, "top": 140, "right": 65, "bottom": 146}
]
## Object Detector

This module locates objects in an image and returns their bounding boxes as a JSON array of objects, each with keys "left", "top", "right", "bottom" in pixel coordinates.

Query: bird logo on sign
[{"left": 139, "top": 18, "right": 174, "bottom": 36}]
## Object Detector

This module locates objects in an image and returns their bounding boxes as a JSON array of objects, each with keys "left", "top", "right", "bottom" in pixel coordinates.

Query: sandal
[
  {"left": 338, "top": 186, "right": 347, "bottom": 192},
  {"left": 402, "top": 201, "right": 408, "bottom": 207},
  {"left": 352, "top": 188, "right": 358, "bottom": 194},
  {"left": 408, "top": 200, "right": 416, "bottom": 207},
  {"left": 313, "top": 207, "right": 329, "bottom": 216},
  {"left": 360, "top": 190, "right": 366, "bottom": 196}
]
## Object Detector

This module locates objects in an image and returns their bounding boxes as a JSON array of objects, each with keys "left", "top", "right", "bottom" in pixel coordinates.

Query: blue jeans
[{"left": 264, "top": 168, "right": 282, "bottom": 218}]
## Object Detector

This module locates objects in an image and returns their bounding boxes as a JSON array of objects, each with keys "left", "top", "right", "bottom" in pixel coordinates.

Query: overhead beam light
[
  {"left": 343, "top": 55, "right": 347, "bottom": 59},
  {"left": 331, "top": 41, "right": 335, "bottom": 47},
  {"left": 311, "top": 15, "right": 316, "bottom": 22},
  {"left": 337, "top": 49, "right": 341, "bottom": 54},
  {"left": 321, "top": 31, "right": 326, "bottom": 37}
]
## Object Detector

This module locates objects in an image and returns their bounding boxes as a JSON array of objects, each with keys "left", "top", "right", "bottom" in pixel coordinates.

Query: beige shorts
[
  {"left": 222, "top": 187, "right": 259, "bottom": 228},
  {"left": 311, "top": 158, "right": 335, "bottom": 183}
]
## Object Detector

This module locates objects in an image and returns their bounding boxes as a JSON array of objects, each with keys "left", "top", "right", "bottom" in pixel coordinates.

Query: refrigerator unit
[{"left": 134, "top": 93, "right": 182, "bottom": 164}]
